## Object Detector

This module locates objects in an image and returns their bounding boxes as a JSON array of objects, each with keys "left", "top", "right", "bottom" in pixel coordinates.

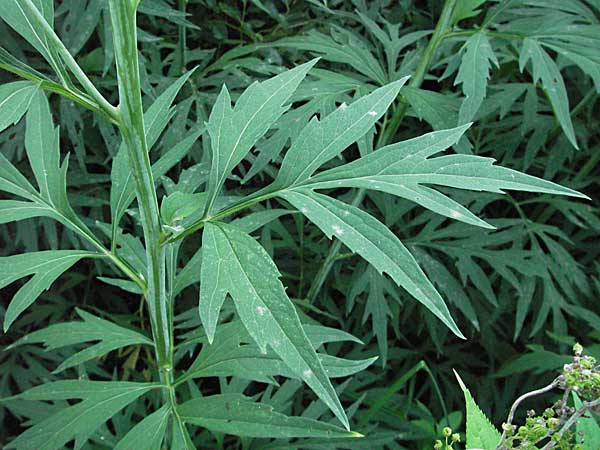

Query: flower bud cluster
[{"left": 434, "top": 426, "right": 461, "bottom": 450}]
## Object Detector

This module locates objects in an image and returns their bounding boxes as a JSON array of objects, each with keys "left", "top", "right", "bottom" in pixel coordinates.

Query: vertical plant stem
[
  {"left": 21, "top": 0, "right": 118, "bottom": 121},
  {"left": 306, "top": 0, "right": 457, "bottom": 303},
  {"left": 175, "top": 0, "right": 188, "bottom": 74},
  {"left": 107, "top": 1, "right": 172, "bottom": 380},
  {"left": 382, "top": 0, "right": 457, "bottom": 144}
]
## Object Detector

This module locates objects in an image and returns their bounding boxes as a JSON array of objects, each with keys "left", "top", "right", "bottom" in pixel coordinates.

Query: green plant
[
  {"left": 447, "top": 345, "right": 600, "bottom": 450},
  {"left": 0, "top": 1, "right": 598, "bottom": 449}
]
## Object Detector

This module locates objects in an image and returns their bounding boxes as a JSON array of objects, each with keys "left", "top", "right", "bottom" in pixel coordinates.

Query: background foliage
[{"left": 0, "top": 0, "right": 599, "bottom": 449}]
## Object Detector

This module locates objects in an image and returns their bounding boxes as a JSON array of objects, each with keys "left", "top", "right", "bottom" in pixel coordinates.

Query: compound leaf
[
  {"left": 9, "top": 308, "right": 153, "bottom": 373},
  {"left": 275, "top": 78, "right": 407, "bottom": 188},
  {"left": 305, "top": 125, "right": 587, "bottom": 228},
  {"left": 1, "top": 250, "right": 97, "bottom": 331},
  {"left": 199, "top": 221, "right": 348, "bottom": 429},
  {"left": 204, "top": 60, "right": 317, "bottom": 213},
  {"left": 178, "top": 394, "right": 358, "bottom": 438},
  {"left": 6, "top": 381, "right": 159, "bottom": 450},
  {"left": 279, "top": 189, "right": 463, "bottom": 338}
]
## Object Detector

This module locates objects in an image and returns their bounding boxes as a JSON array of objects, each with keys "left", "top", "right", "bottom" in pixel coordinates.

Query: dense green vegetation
[{"left": 0, "top": 1, "right": 598, "bottom": 449}]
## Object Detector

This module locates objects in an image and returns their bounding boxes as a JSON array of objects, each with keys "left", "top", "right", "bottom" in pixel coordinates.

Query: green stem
[
  {"left": 0, "top": 51, "right": 118, "bottom": 124},
  {"left": 444, "top": 30, "right": 526, "bottom": 40},
  {"left": 357, "top": 360, "right": 449, "bottom": 428},
  {"left": 175, "top": 0, "right": 188, "bottom": 74},
  {"left": 21, "top": 0, "right": 118, "bottom": 122},
  {"left": 163, "top": 188, "right": 280, "bottom": 245},
  {"left": 108, "top": 1, "right": 171, "bottom": 372},
  {"left": 382, "top": 0, "right": 457, "bottom": 145},
  {"left": 305, "top": 190, "right": 366, "bottom": 303}
]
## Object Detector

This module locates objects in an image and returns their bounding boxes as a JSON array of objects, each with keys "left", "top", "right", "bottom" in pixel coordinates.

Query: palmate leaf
[
  {"left": 204, "top": 59, "right": 318, "bottom": 214},
  {"left": 1, "top": 250, "right": 96, "bottom": 331},
  {"left": 6, "top": 381, "right": 160, "bottom": 450},
  {"left": 279, "top": 189, "right": 463, "bottom": 338},
  {"left": 0, "top": 80, "right": 38, "bottom": 132},
  {"left": 178, "top": 394, "right": 359, "bottom": 438},
  {"left": 455, "top": 31, "right": 498, "bottom": 124},
  {"left": 9, "top": 308, "right": 153, "bottom": 373},
  {"left": 274, "top": 78, "right": 407, "bottom": 188},
  {"left": 305, "top": 125, "right": 587, "bottom": 227},
  {"left": 199, "top": 221, "right": 349, "bottom": 429},
  {"left": 113, "top": 404, "right": 171, "bottom": 450}
]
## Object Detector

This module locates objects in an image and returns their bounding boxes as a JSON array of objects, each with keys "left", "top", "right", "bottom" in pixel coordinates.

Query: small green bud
[
  {"left": 573, "top": 342, "right": 583, "bottom": 356},
  {"left": 547, "top": 417, "right": 560, "bottom": 429},
  {"left": 452, "top": 433, "right": 461, "bottom": 442},
  {"left": 434, "top": 440, "right": 442, "bottom": 450},
  {"left": 442, "top": 427, "right": 452, "bottom": 437}
]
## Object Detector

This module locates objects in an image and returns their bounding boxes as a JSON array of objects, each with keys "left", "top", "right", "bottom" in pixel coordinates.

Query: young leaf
[
  {"left": 178, "top": 394, "right": 358, "bottom": 438},
  {"left": 305, "top": 125, "right": 587, "bottom": 228},
  {"left": 279, "top": 189, "right": 463, "bottom": 338},
  {"left": 0, "top": 80, "right": 38, "bottom": 132},
  {"left": 455, "top": 370, "right": 501, "bottom": 450},
  {"left": 519, "top": 38, "right": 578, "bottom": 148},
  {"left": 113, "top": 404, "right": 171, "bottom": 450},
  {"left": 6, "top": 381, "right": 159, "bottom": 450},
  {"left": 110, "top": 70, "right": 198, "bottom": 234},
  {"left": 199, "top": 221, "right": 349, "bottom": 429},
  {"left": 204, "top": 59, "right": 318, "bottom": 214},
  {"left": 9, "top": 308, "right": 153, "bottom": 373},
  {"left": 1, "top": 250, "right": 97, "bottom": 331},
  {"left": 455, "top": 32, "right": 498, "bottom": 123},
  {"left": 274, "top": 78, "right": 407, "bottom": 188}
]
